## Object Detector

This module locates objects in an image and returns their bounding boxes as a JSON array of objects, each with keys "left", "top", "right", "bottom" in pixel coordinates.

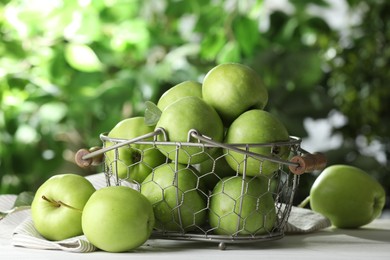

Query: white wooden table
[{"left": 1, "top": 193, "right": 389, "bottom": 260}]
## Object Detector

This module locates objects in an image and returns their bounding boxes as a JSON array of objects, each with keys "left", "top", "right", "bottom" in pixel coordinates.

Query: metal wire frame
[{"left": 83, "top": 128, "right": 304, "bottom": 248}]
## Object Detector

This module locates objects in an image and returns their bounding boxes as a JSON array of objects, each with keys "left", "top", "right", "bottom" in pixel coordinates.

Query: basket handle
[
  {"left": 75, "top": 146, "right": 104, "bottom": 168},
  {"left": 74, "top": 129, "right": 327, "bottom": 174},
  {"left": 288, "top": 152, "right": 327, "bottom": 175},
  {"left": 74, "top": 129, "right": 164, "bottom": 168},
  {"left": 189, "top": 130, "right": 327, "bottom": 174}
]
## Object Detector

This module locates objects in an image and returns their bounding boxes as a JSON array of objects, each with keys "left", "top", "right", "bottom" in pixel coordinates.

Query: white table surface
[
  {"left": 1, "top": 183, "right": 389, "bottom": 260},
  {"left": 1, "top": 219, "right": 390, "bottom": 260},
  {"left": 1, "top": 212, "right": 389, "bottom": 259}
]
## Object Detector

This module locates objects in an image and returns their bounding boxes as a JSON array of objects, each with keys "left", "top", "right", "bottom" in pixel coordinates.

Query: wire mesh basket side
[{"left": 98, "top": 131, "right": 302, "bottom": 244}]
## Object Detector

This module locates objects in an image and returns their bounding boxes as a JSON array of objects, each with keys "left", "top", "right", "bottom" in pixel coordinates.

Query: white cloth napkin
[
  {"left": 284, "top": 206, "right": 331, "bottom": 233},
  {"left": 11, "top": 213, "right": 96, "bottom": 252},
  {"left": 0, "top": 173, "right": 331, "bottom": 253}
]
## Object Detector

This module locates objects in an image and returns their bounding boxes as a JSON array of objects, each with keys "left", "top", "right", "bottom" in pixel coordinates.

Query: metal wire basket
[{"left": 76, "top": 128, "right": 326, "bottom": 249}]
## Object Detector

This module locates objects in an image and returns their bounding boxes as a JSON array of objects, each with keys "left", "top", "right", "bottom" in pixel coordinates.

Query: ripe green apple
[
  {"left": 31, "top": 174, "right": 96, "bottom": 241},
  {"left": 195, "top": 148, "right": 236, "bottom": 191},
  {"left": 105, "top": 117, "right": 166, "bottom": 183},
  {"left": 224, "top": 109, "right": 290, "bottom": 176},
  {"left": 155, "top": 96, "right": 224, "bottom": 164},
  {"left": 309, "top": 164, "right": 386, "bottom": 229},
  {"left": 82, "top": 186, "right": 155, "bottom": 252},
  {"left": 157, "top": 80, "right": 202, "bottom": 111},
  {"left": 209, "top": 175, "right": 276, "bottom": 235},
  {"left": 202, "top": 63, "right": 268, "bottom": 125},
  {"left": 140, "top": 163, "right": 207, "bottom": 232}
]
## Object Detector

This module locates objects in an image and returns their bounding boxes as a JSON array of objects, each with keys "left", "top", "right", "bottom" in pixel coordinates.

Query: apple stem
[
  {"left": 297, "top": 195, "right": 311, "bottom": 208},
  {"left": 41, "top": 195, "right": 82, "bottom": 212}
]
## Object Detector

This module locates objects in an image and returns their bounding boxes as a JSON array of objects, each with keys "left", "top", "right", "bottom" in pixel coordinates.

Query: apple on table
[
  {"left": 82, "top": 185, "right": 155, "bottom": 252},
  {"left": 31, "top": 174, "right": 96, "bottom": 241},
  {"left": 307, "top": 164, "right": 386, "bottom": 228}
]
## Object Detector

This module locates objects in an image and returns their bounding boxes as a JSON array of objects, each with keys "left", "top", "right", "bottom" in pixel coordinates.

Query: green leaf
[
  {"left": 216, "top": 41, "right": 241, "bottom": 63},
  {"left": 233, "top": 16, "right": 259, "bottom": 56},
  {"left": 0, "top": 191, "right": 34, "bottom": 218},
  {"left": 64, "top": 43, "right": 103, "bottom": 72},
  {"left": 38, "top": 102, "right": 68, "bottom": 123},
  {"left": 144, "top": 101, "right": 162, "bottom": 126},
  {"left": 13, "top": 191, "right": 35, "bottom": 207},
  {"left": 200, "top": 30, "right": 226, "bottom": 61},
  {"left": 289, "top": 0, "right": 329, "bottom": 8},
  {"left": 64, "top": 9, "right": 102, "bottom": 43}
]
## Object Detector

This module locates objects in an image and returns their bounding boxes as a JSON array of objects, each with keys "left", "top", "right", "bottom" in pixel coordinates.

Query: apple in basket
[
  {"left": 140, "top": 163, "right": 208, "bottom": 232},
  {"left": 224, "top": 109, "right": 291, "bottom": 176},
  {"left": 105, "top": 116, "right": 166, "bottom": 183},
  {"left": 194, "top": 148, "right": 236, "bottom": 192},
  {"left": 156, "top": 80, "right": 202, "bottom": 111},
  {"left": 153, "top": 96, "right": 224, "bottom": 164},
  {"left": 209, "top": 175, "right": 277, "bottom": 235},
  {"left": 309, "top": 165, "right": 386, "bottom": 229},
  {"left": 82, "top": 186, "right": 155, "bottom": 252},
  {"left": 202, "top": 63, "right": 268, "bottom": 126},
  {"left": 31, "top": 174, "right": 96, "bottom": 241}
]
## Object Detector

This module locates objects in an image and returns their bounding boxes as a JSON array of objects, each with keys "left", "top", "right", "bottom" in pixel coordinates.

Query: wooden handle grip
[
  {"left": 75, "top": 146, "right": 103, "bottom": 168},
  {"left": 288, "top": 152, "right": 327, "bottom": 175}
]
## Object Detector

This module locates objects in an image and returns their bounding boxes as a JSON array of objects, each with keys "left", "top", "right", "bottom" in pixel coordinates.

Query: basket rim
[{"left": 99, "top": 131, "right": 302, "bottom": 148}]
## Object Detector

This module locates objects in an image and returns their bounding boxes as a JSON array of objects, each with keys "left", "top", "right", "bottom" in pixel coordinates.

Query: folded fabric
[
  {"left": 0, "top": 173, "right": 331, "bottom": 253},
  {"left": 0, "top": 194, "right": 18, "bottom": 214},
  {"left": 12, "top": 213, "right": 96, "bottom": 253},
  {"left": 6, "top": 206, "right": 331, "bottom": 253},
  {"left": 0, "top": 208, "right": 30, "bottom": 245},
  {"left": 284, "top": 206, "right": 331, "bottom": 233}
]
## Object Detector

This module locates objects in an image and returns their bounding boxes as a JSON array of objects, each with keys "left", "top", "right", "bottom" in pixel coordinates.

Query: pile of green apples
[
  {"left": 31, "top": 63, "right": 290, "bottom": 252},
  {"left": 103, "top": 62, "right": 290, "bottom": 236},
  {"left": 30, "top": 63, "right": 387, "bottom": 253}
]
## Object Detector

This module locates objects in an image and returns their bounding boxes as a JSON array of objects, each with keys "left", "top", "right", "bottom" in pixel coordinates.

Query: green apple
[
  {"left": 82, "top": 186, "right": 155, "bottom": 252},
  {"left": 155, "top": 96, "right": 224, "bottom": 164},
  {"left": 31, "top": 174, "right": 96, "bottom": 241},
  {"left": 105, "top": 117, "right": 166, "bottom": 183},
  {"left": 209, "top": 175, "right": 276, "bottom": 235},
  {"left": 223, "top": 110, "right": 290, "bottom": 175},
  {"left": 140, "top": 163, "right": 207, "bottom": 232},
  {"left": 202, "top": 63, "right": 268, "bottom": 125},
  {"left": 157, "top": 80, "right": 202, "bottom": 111},
  {"left": 309, "top": 164, "right": 386, "bottom": 229},
  {"left": 224, "top": 109, "right": 290, "bottom": 176},
  {"left": 195, "top": 148, "right": 236, "bottom": 191}
]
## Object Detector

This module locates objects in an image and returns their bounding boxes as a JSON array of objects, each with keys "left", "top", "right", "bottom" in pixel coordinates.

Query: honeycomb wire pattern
[{"left": 101, "top": 134, "right": 300, "bottom": 243}]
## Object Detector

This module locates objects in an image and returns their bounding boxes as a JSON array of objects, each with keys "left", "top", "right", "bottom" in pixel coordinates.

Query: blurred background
[{"left": 0, "top": 0, "right": 389, "bottom": 208}]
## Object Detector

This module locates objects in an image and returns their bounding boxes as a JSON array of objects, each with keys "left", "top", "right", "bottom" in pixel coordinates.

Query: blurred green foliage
[{"left": 0, "top": 0, "right": 389, "bottom": 207}]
